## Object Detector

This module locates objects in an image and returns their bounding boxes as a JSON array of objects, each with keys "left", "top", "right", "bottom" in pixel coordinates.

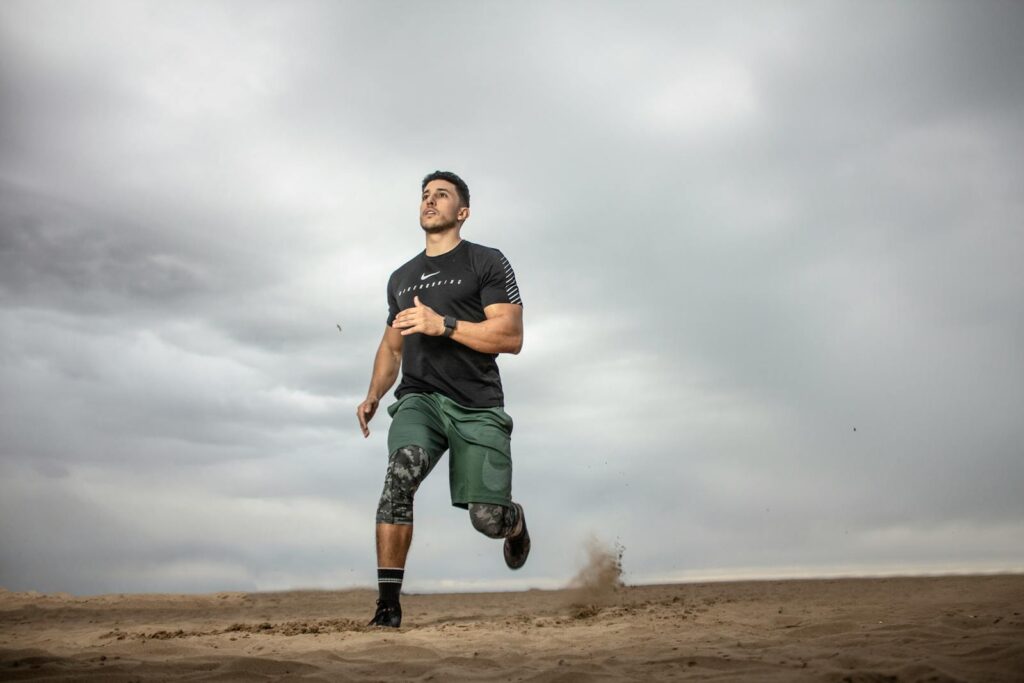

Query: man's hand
[
  {"left": 356, "top": 395, "right": 379, "bottom": 438},
  {"left": 392, "top": 296, "right": 445, "bottom": 337}
]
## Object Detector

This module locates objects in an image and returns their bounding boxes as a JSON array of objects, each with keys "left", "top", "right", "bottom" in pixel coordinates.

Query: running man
[{"left": 356, "top": 170, "right": 530, "bottom": 628}]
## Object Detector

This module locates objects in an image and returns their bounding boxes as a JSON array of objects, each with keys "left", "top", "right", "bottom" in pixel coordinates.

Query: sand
[{"left": 1, "top": 574, "right": 1022, "bottom": 681}]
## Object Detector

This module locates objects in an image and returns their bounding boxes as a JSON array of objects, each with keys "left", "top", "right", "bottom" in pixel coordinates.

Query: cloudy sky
[{"left": 1, "top": 1, "right": 1022, "bottom": 596}]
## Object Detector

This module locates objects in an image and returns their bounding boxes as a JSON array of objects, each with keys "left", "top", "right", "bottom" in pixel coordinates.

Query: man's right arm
[{"left": 356, "top": 325, "right": 404, "bottom": 438}]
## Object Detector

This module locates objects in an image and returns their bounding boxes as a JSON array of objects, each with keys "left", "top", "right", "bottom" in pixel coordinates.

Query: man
[{"left": 355, "top": 170, "right": 530, "bottom": 628}]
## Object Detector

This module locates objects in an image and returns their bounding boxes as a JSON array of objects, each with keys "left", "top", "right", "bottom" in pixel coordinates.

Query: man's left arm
[{"left": 391, "top": 296, "right": 523, "bottom": 355}]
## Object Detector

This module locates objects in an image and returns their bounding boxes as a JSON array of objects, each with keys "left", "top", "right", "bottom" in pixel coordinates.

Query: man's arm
[
  {"left": 356, "top": 325, "right": 404, "bottom": 438},
  {"left": 391, "top": 296, "right": 523, "bottom": 355},
  {"left": 449, "top": 302, "right": 523, "bottom": 355}
]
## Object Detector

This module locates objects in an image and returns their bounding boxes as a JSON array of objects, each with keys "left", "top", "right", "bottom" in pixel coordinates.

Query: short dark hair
[{"left": 421, "top": 170, "right": 470, "bottom": 207}]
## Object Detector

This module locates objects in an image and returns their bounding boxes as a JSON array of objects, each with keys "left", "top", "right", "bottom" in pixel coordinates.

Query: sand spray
[{"left": 565, "top": 536, "right": 625, "bottom": 615}]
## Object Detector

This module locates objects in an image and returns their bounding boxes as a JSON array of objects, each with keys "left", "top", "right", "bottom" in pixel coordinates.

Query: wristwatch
[{"left": 443, "top": 315, "right": 457, "bottom": 337}]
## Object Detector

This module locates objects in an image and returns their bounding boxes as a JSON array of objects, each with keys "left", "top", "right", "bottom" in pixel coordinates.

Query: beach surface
[{"left": 1, "top": 574, "right": 1022, "bottom": 681}]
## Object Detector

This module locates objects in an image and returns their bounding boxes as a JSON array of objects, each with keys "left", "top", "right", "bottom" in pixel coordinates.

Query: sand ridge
[{"left": 1, "top": 575, "right": 1023, "bottom": 681}]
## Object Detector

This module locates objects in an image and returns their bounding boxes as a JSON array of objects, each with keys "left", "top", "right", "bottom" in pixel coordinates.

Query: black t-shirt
[{"left": 386, "top": 240, "right": 522, "bottom": 408}]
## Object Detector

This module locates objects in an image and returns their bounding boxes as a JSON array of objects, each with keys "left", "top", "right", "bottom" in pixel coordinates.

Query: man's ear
[{"left": 458, "top": 206, "right": 470, "bottom": 222}]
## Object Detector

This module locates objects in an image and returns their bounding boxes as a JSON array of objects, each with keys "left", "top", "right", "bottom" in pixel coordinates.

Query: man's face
[{"left": 420, "top": 179, "right": 468, "bottom": 233}]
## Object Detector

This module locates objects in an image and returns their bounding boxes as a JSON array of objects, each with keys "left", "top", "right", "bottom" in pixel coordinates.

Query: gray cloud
[{"left": 1, "top": 0, "right": 1022, "bottom": 595}]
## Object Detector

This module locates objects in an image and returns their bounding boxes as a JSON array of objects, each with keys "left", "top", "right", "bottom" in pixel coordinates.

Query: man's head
[
  {"left": 422, "top": 170, "right": 469, "bottom": 207},
  {"left": 420, "top": 170, "right": 470, "bottom": 234}
]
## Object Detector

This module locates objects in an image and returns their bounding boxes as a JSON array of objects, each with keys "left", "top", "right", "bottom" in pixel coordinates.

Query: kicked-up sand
[{"left": 1, "top": 574, "right": 1022, "bottom": 681}]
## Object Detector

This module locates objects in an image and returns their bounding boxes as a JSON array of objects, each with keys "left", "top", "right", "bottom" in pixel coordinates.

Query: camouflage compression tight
[{"left": 376, "top": 445, "right": 518, "bottom": 537}]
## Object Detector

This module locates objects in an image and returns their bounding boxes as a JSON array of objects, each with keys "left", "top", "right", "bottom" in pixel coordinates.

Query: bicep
[
  {"left": 483, "top": 303, "right": 523, "bottom": 333},
  {"left": 381, "top": 324, "right": 404, "bottom": 356}
]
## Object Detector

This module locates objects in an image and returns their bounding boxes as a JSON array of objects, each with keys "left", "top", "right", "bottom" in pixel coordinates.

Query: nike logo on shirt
[{"left": 421, "top": 271, "right": 441, "bottom": 280}]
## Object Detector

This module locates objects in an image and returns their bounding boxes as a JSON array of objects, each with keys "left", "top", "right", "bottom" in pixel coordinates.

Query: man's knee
[
  {"left": 468, "top": 503, "right": 513, "bottom": 539},
  {"left": 376, "top": 445, "right": 431, "bottom": 525}
]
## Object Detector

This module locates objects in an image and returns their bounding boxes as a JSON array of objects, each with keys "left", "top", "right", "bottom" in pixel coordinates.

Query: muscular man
[{"left": 356, "top": 170, "right": 530, "bottom": 628}]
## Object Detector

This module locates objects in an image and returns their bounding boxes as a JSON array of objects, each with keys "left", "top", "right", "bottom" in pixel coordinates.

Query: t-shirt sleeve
[
  {"left": 386, "top": 274, "right": 399, "bottom": 325},
  {"left": 480, "top": 249, "right": 523, "bottom": 308}
]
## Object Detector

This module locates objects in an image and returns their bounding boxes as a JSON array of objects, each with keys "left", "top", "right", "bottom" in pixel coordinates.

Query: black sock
[{"left": 377, "top": 567, "right": 404, "bottom": 604}]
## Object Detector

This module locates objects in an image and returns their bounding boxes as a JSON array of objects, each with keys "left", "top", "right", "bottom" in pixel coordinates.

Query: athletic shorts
[{"left": 386, "top": 392, "right": 514, "bottom": 508}]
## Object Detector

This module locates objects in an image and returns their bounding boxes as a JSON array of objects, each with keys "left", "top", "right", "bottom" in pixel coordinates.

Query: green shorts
[{"left": 387, "top": 392, "right": 514, "bottom": 508}]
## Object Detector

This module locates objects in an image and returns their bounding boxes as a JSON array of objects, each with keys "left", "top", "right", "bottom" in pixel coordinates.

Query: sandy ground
[{"left": 1, "top": 574, "right": 1022, "bottom": 682}]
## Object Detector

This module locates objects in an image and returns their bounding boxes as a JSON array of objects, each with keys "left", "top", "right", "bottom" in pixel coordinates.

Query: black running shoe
[
  {"left": 503, "top": 502, "right": 530, "bottom": 570},
  {"left": 368, "top": 599, "right": 402, "bottom": 628}
]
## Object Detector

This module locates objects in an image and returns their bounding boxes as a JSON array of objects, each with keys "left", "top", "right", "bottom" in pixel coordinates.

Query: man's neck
[{"left": 424, "top": 228, "right": 462, "bottom": 257}]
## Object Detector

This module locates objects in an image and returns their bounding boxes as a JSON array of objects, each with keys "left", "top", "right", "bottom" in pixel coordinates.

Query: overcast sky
[{"left": 1, "top": 1, "right": 1022, "bottom": 596}]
